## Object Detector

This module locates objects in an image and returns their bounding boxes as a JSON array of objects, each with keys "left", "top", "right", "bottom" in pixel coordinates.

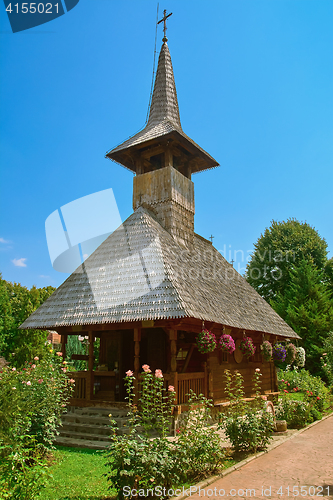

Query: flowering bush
[
  {"left": 218, "top": 334, "right": 235, "bottom": 354},
  {"left": 260, "top": 340, "right": 273, "bottom": 361},
  {"left": 295, "top": 347, "right": 306, "bottom": 367},
  {"left": 196, "top": 330, "right": 216, "bottom": 354},
  {"left": 0, "top": 346, "right": 74, "bottom": 498},
  {"left": 273, "top": 343, "right": 287, "bottom": 362},
  {"left": 176, "top": 391, "right": 226, "bottom": 479},
  {"left": 219, "top": 369, "right": 274, "bottom": 453},
  {"left": 106, "top": 365, "right": 228, "bottom": 498},
  {"left": 239, "top": 336, "right": 256, "bottom": 358},
  {"left": 277, "top": 368, "right": 330, "bottom": 412},
  {"left": 285, "top": 342, "right": 297, "bottom": 365},
  {"left": 106, "top": 366, "right": 179, "bottom": 499},
  {"left": 275, "top": 396, "right": 311, "bottom": 428}
]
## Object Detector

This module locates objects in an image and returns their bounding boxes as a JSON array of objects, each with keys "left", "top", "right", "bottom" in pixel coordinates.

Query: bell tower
[{"left": 106, "top": 12, "right": 219, "bottom": 248}]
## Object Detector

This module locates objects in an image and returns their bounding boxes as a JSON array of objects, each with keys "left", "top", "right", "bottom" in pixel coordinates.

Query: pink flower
[
  {"left": 62, "top": 368, "right": 67, "bottom": 373},
  {"left": 12, "top": 387, "right": 16, "bottom": 390},
  {"left": 261, "top": 395, "right": 267, "bottom": 400},
  {"left": 56, "top": 352, "right": 63, "bottom": 356},
  {"left": 34, "top": 356, "right": 39, "bottom": 361},
  {"left": 255, "top": 368, "right": 260, "bottom": 372},
  {"left": 69, "top": 378, "right": 75, "bottom": 384},
  {"left": 26, "top": 381, "right": 31, "bottom": 386},
  {"left": 32, "top": 364, "right": 36, "bottom": 369},
  {"left": 283, "top": 389, "right": 288, "bottom": 393},
  {"left": 142, "top": 364, "right": 151, "bottom": 373},
  {"left": 38, "top": 379, "right": 43, "bottom": 384},
  {"left": 323, "top": 353, "right": 327, "bottom": 356},
  {"left": 12, "top": 367, "right": 16, "bottom": 371},
  {"left": 168, "top": 385, "right": 175, "bottom": 392},
  {"left": 126, "top": 370, "right": 134, "bottom": 377},
  {"left": 287, "top": 383, "right": 290, "bottom": 386},
  {"left": 155, "top": 369, "right": 163, "bottom": 378}
]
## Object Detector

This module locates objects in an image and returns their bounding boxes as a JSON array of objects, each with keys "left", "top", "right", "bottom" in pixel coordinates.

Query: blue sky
[{"left": 0, "top": 0, "right": 332, "bottom": 289}]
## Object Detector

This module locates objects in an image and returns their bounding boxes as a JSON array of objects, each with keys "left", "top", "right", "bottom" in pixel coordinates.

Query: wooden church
[{"left": 21, "top": 14, "right": 298, "bottom": 409}]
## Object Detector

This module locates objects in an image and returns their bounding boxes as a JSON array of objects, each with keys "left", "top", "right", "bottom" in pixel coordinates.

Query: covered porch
[
  {"left": 56, "top": 318, "right": 279, "bottom": 409},
  {"left": 58, "top": 319, "right": 210, "bottom": 407}
]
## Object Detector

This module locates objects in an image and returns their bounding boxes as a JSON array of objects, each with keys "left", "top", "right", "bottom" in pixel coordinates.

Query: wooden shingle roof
[{"left": 20, "top": 207, "right": 299, "bottom": 339}]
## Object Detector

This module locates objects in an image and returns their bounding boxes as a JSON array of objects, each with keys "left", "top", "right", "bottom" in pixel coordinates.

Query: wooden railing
[
  {"left": 162, "top": 372, "right": 207, "bottom": 404},
  {"left": 68, "top": 370, "right": 207, "bottom": 406},
  {"left": 177, "top": 372, "right": 206, "bottom": 404},
  {"left": 68, "top": 371, "right": 87, "bottom": 400}
]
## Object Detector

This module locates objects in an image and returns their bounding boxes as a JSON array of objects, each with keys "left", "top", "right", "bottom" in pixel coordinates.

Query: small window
[
  {"left": 219, "top": 350, "right": 228, "bottom": 364},
  {"left": 176, "top": 348, "right": 188, "bottom": 360}
]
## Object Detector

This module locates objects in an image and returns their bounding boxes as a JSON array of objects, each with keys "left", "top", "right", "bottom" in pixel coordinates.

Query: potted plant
[
  {"left": 196, "top": 330, "right": 217, "bottom": 354},
  {"left": 272, "top": 343, "right": 287, "bottom": 363},
  {"left": 219, "top": 334, "right": 235, "bottom": 354},
  {"left": 239, "top": 336, "right": 256, "bottom": 358},
  {"left": 260, "top": 340, "right": 273, "bottom": 362},
  {"left": 285, "top": 342, "right": 297, "bottom": 364}
]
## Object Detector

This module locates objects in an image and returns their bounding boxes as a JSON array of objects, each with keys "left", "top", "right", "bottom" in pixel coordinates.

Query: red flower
[{"left": 317, "top": 396, "right": 320, "bottom": 400}]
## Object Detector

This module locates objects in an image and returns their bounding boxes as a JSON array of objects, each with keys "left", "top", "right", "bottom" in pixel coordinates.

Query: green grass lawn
[{"left": 40, "top": 446, "right": 115, "bottom": 500}]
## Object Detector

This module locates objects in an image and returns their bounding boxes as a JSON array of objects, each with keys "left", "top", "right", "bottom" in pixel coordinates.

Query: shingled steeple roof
[
  {"left": 106, "top": 41, "right": 219, "bottom": 174},
  {"left": 147, "top": 42, "right": 181, "bottom": 128}
]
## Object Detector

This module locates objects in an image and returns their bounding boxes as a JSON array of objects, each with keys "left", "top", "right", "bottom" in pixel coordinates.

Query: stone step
[
  {"left": 68, "top": 406, "right": 128, "bottom": 418},
  {"left": 62, "top": 414, "right": 130, "bottom": 429},
  {"left": 61, "top": 422, "right": 113, "bottom": 436},
  {"left": 54, "top": 436, "right": 109, "bottom": 450},
  {"left": 56, "top": 406, "right": 133, "bottom": 448},
  {"left": 58, "top": 429, "right": 111, "bottom": 442}
]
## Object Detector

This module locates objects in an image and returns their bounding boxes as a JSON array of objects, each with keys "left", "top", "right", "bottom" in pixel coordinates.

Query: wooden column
[
  {"left": 133, "top": 328, "right": 141, "bottom": 404},
  {"left": 86, "top": 331, "right": 94, "bottom": 400},
  {"left": 169, "top": 329, "right": 178, "bottom": 404},
  {"left": 135, "top": 155, "right": 143, "bottom": 175},
  {"left": 207, "top": 352, "right": 214, "bottom": 399},
  {"left": 203, "top": 361, "right": 208, "bottom": 398},
  {"left": 60, "top": 334, "right": 67, "bottom": 360},
  {"left": 165, "top": 146, "right": 173, "bottom": 168}
]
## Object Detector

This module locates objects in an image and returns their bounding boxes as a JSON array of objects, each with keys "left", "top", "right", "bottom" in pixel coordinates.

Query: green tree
[
  {"left": 246, "top": 219, "right": 329, "bottom": 302},
  {"left": 271, "top": 260, "right": 333, "bottom": 374},
  {"left": 0, "top": 275, "right": 55, "bottom": 367}
]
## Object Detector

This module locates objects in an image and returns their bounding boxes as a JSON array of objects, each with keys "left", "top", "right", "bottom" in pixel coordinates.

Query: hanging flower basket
[
  {"left": 260, "top": 340, "right": 273, "bottom": 361},
  {"left": 272, "top": 343, "right": 287, "bottom": 362},
  {"left": 285, "top": 342, "right": 297, "bottom": 364},
  {"left": 239, "top": 336, "right": 256, "bottom": 358},
  {"left": 219, "top": 334, "right": 235, "bottom": 354},
  {"left": 295, "top": 347, "right": 306, "bottom": 367},
  {"left": 196, "top": 330, "right": 216, "bottom": 354}
]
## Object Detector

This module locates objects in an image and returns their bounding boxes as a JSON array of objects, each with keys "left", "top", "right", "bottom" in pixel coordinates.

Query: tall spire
[{"left": 147, "top": 41, "right": 181, "bottom": 129}]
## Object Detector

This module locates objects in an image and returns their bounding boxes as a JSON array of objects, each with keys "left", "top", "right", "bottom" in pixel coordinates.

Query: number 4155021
[
  {"left": 277, "top": 485, "right": 330, "bottom": 496},
  {"left": 6, "top": 3, "right": 59, "bottom": 14}
]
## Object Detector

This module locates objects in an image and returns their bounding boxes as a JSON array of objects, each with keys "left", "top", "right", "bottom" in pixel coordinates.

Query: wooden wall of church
[{"left": 208, "top": 349, "right": 277, "bottom": 403}]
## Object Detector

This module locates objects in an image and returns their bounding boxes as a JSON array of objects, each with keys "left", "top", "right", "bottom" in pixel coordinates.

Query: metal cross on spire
[{"left": 158, "top": 9, "right": 172, "bottom": 42}]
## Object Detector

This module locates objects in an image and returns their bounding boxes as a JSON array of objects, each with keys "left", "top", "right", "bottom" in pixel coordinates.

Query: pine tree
[{"left": 271, "top": 260, "right": 333, "bottom": 374}]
